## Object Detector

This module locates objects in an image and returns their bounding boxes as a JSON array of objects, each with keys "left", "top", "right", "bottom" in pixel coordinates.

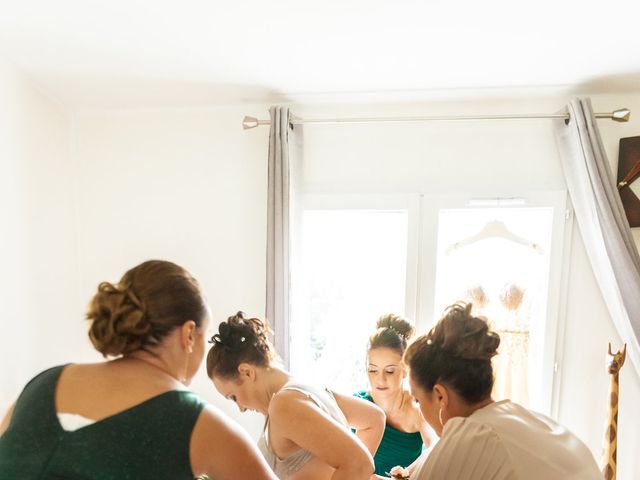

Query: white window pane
[
  {"left": 433, "top": 207, "right": 554, "bottom": 409},
  {"left": 291, "top": 209, "right": 409, "bottom": 393}
]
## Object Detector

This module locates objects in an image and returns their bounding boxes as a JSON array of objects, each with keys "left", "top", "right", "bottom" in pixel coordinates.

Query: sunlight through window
[
  {"left": 434, "top": 207, "right": 554, "bottom": 408},
  {"left": 291, "top": 209, "right": 409, "bottom": 393}
]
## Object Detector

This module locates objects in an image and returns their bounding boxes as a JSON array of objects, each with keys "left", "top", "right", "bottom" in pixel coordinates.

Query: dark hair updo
[
  {"left": 86, "top": 260, "right": 207, "bottom": 357},
  {"left": 368, "top": 313, "right": 415, "bottom": 356},
  {"left": 206, "top": 312, "right": 276, "bottom": 379},
  {"left": 404, "top": 302, "right": 500, "bottom": 404}
]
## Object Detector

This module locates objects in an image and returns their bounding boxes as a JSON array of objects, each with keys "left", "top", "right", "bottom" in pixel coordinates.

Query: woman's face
[
  {"left": 367, "top": 347, "right": 405, "bottom": 398},
  {"left": 409, "top": 372, "right": 442, "bottom": 436},
  {"left": 212, "top": 371, "right": 265, "bottom": 415}
]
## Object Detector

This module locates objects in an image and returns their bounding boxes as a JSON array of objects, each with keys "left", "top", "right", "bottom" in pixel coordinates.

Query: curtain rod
[{"left": 242, "top": 108, "right": 630, "bottom": 129}]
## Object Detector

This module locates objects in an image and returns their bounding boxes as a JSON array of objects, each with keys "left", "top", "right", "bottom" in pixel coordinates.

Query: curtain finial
[
  {"left": 242, "top": 116, "right": 260, "bottom": 130},
  {"left": 612, "top": 108, "right": 631, "bottom": 123}
]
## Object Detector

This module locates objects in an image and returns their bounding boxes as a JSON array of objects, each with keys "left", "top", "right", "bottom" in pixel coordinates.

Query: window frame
[
  {"left": 294, "top": 193, "right": 422, "bottom": 320},
  {"left": 417, "top": 190, "right": 572, "bottom": 415},
  {"left": 288, "top": 189, "right": 571, "bottom": 416}
]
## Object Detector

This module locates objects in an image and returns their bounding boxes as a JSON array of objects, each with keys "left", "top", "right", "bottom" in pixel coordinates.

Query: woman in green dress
[
  {"left": 355, "top": 314, "right": 435, "bottom": 477},
  {"left": 0, "top": 260, "right": 277, "bottom": 480}
]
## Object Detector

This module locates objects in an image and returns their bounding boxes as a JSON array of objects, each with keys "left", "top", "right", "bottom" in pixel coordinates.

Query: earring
[
  {"left": 181, "top": 345, "right": 193, "bottom": 384},
  {"left": 438, "top": 407, "right": 444, "bottom": 427}
]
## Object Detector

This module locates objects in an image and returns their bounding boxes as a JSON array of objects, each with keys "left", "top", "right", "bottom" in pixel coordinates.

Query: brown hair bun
[
  {"left": 369, "top": 313, "right": 415, "bottom": 355},
  {"left": 435, "top": 303, "right": 500, "bottom": 360},
  {"left": 87, "top": 260, "right": 207, "bottom": 357},
  {"left": 87, "top": 281, "right": 151, "bottom": 356},
  {"left": 376, "top": 313, "right": 414, "bottom": 341},
  {"left": 404, "top": 302, "right": 500, "bottom": 404},
  {"left": 207, "top": 312, "right": 276, "bottom": 379}
]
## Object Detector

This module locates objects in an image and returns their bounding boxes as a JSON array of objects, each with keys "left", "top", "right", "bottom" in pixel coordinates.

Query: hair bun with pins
[
  {"left": 215, "top": 311, "right": 270, "bottom": 349},
  {"left": 207, "top": 311, "right": 276, "bottom": 379},
  {"left": 369, "top": 313, "right": 414, "bottom": 355},
  {"left": 376, "top": 313, "right": 414, "bottom": 341}
]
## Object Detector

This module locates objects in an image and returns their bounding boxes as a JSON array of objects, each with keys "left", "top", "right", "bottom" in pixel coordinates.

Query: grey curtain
[
  {"left": 554, "top": 98, "right": 640, "bottom": 376},
  {"left": 266, "top": 106, "right": 296, "bottom": 368}
]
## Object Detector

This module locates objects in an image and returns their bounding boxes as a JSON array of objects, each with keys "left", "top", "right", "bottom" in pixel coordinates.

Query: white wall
[
  {"left": 70, "top": 106, "right": 272, "bottom": 437},
  {"left": 0, "top": 58, "right": 77, "bottom": 412}
]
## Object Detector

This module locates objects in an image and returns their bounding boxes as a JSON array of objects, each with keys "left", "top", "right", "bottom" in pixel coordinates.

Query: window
[
  {"left": 290, "top": 195, "right": 419, "bottom": 393},
  {"left": 290, "top": 191, "right": 569, "bottom": 414},
  {"left": 433, "top": 206, "right": 554, "bottom": 409}
]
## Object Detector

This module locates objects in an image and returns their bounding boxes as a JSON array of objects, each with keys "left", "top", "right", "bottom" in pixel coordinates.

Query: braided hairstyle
[
  {"left": 404, "top": 302, "right": 500, "bottom": 404},
  {"left": 206, "top": 312, "right": 276, "bottom": 379},
  {"left": 368, "top": 313, "right": 414, "bottom": 356},
  {"left": 86, "top": 260, "right": 207, "bottom": 357}
]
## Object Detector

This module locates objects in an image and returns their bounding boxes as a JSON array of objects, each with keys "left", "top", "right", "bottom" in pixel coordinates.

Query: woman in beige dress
[
  {"left": 403, "top": 302, "right": 601, "bottom": 480},
  {"left": 207, "top": 312, "right": 386, "bottom": 480}
]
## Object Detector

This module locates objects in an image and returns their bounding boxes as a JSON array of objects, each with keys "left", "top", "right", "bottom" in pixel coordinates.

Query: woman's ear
[
  {"left": 433, "top": 383, "right": 452, "bottom": 425},
  {"left": 237, "top": 362, "right": 256, "bottom": 381},
  {"left": 181, "top": 320, "right": 197, "bottom": 351},
  {"left": 433, "top": 383, "right": 448, "bottom": 407}
]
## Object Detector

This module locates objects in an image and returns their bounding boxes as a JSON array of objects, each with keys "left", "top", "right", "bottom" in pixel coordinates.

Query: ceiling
[{"left": 1, "top": 0, "right": 639, "bottom": 109}]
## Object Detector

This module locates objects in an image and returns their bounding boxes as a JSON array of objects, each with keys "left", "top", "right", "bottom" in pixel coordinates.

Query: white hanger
[{"left": 445, "top": 220, "right": 544, "bottom": 255}]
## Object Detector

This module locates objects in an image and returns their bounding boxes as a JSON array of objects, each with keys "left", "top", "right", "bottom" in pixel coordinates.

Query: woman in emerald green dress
[
  {"left": 355, "top": 314, "right": 435, "bottom": 477},
  {"left": 0, "top": 260, "right": 278, "bottom": 480}
]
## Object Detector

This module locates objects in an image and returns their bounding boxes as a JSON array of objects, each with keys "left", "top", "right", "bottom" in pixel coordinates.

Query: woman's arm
[
  {"left": 406, "top": 451, "right": 428, "bottom": 475},
  {"left": 0, "top": 402, "right": 15, "bottom": 437},
  {"left": 190, "top": 405, "right": 278, "bottom": 480},
  {"left": 270, "top": 390, "right": 376, "bottom": 480},
  {"left": 418, "top": 419, "right": 435, "bottom": 449},
  {"left": 332, "top": 390, "right": 385, "bottom": 455}
]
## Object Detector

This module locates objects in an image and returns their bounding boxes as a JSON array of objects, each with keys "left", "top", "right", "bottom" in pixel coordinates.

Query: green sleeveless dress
[
  {"left": 354, "top": 390, "right": 423, "bottom": 476},
  {"left": 0, "top": 365, "right": 205, "bottom": 480}
]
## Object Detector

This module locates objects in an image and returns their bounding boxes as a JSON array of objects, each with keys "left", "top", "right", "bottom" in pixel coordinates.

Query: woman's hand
[{"left": 389, "top": 465, "right": 410, "bottom": 479}]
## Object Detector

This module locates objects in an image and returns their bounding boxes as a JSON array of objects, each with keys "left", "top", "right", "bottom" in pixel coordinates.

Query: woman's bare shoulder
[
  {"left": 401, "top": 390, "right": 424, "bottom": 425},
  {"left": 268, "top": 386, "right": 316, "bottom": 416}
]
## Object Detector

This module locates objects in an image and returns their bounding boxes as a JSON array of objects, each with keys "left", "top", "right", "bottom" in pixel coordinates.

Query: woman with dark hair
[
  {"left": 355, "top": 314, "right": 433, "bottom": 476},
  {"left": 207, "top": 311, "right": 386, "bottom": 480},
  {"left": 404, "top": 302, "right": 601, "bottom": 480},
  {"left": 0, "top": 260, "right": 278, "bottom": 480}
]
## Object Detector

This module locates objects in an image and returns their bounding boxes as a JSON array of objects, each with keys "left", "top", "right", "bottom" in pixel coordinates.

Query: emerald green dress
[
  {"left": 0, "top": 365, "right": 205, "bottom": 480},
  {"left": 354, "top": 390, "right": 423, "bottom": 476}
]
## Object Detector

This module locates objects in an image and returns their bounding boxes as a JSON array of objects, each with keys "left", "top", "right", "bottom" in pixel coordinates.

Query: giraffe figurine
[{"left": 602, "top": 343, "right": 626, "bottom": 480}]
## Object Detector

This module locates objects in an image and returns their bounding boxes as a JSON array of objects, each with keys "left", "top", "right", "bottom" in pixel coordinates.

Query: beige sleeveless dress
[{"left": 258, "top": 381, "right": 348, "bottom": 479}]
